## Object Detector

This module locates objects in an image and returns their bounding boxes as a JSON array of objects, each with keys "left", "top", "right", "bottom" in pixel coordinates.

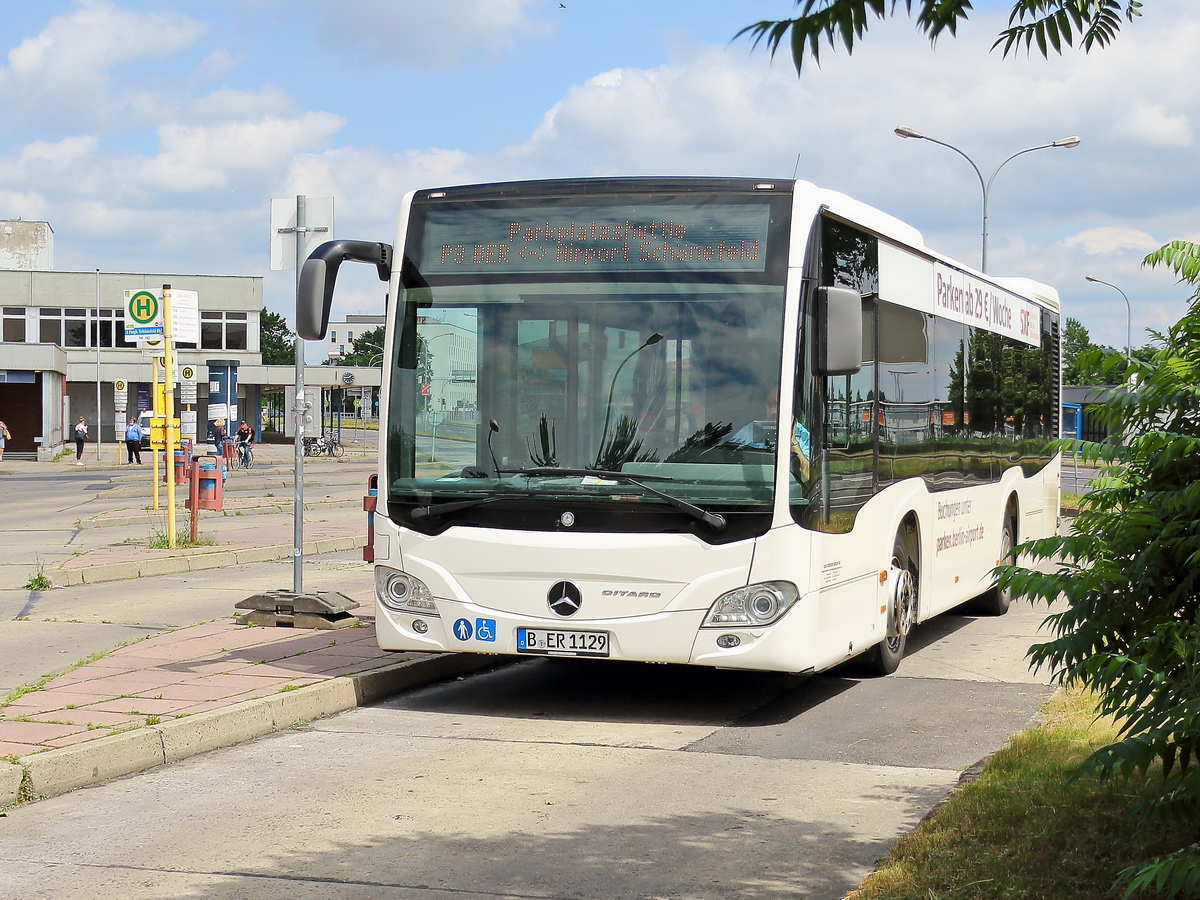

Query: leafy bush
[{"left": 998, "top": 240, "right": 1200, "bottom": 898}]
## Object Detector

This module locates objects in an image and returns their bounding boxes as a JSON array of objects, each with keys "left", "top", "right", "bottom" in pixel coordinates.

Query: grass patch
[
  {"left": 851, "top": 687, "right": 1200, "bottom": 900},
  {"left": 22, "top": 556, "right": 52, "bottom": 591},
  {"left": 148, "top": 528, "right": 216, "bottom": 549},
  {"left": 23, "top": 571, "right": 52, "bottom": 591},
  {"left": 1, "top": 634, "right": 156, "bottom": 710}
]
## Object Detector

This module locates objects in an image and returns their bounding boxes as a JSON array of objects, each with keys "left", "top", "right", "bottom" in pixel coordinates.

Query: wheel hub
[{"left": 886, "top": 565, "right": 916, "bottom": 639}]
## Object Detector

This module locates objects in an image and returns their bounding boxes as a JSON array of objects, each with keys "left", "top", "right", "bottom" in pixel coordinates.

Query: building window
[
  {"left": 2, "top": 307, "right": 25, "bottom": 342},
  {"left": 38, "top": 308, "right": 139, "bottom": 348},
  {"left": 201, "top": 311, "right": 248, "bottom": 350}
]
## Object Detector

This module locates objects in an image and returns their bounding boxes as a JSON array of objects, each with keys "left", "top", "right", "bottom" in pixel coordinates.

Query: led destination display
[{"left": 419, "top": 202, "right": 773, "bottom": 276}]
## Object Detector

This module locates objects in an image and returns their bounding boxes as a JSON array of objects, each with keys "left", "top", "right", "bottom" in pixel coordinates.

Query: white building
[
  {"left": 0, "top": 268, "right": 382, "bottom": 460},
  {"left": 0, "top": 220, "right": 54, "bottom": 271},
  {"left": 325, "top": 314, "right": 384, "bottom": 361}
]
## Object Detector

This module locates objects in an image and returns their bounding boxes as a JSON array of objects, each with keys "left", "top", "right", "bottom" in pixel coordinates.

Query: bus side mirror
[
  {"left": 297, "top": 240, "right": 393, "bottom": 341},
  {"left": 816, "top": 286, "right": 863, "bottom": 376}
]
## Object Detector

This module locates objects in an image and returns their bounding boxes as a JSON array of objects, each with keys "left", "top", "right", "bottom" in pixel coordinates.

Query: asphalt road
[
  {"left": 1, "top": 442, "right": 1065, "bottom": 899},
  {"left": 1, "top": 597, "right": 1056, "bottom": 900},
  {"left": 0, "top": 447, "right": 378, "bottom": 698}
]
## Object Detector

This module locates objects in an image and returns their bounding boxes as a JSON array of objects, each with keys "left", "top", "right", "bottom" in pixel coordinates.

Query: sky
[{"left": 2, "top": 0, "right": 1197, "bottom": 360}]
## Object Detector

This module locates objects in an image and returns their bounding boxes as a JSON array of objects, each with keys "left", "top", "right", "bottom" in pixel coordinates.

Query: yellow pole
[
  {"left": 152, "top": 352, "right": 161, "bottom": 510},
  {"left": 163, "top": 285, "right": 178, "bottom": 548}
]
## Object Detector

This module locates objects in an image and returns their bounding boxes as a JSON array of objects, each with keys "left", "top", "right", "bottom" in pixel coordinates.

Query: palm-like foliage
[
  {"left": 737, "top": 0, "right": 1144, "bottom": 73},
  {"left": 997, "top": 240, "right": 1200, "bottom": 898}
]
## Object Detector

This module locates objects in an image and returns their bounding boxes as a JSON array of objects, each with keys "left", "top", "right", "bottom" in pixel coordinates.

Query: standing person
[
  {"left": 211, "top": 418, "right": 227, "bottom": 456},
  {"left": 0, "top": 420, "right": 9, "bottom": 461},
  {"left": 124, "top": 417, "right": 143, "bottom": 465},
  {"left": 74, "top": 416, "right": 89, "bottom": 465}
]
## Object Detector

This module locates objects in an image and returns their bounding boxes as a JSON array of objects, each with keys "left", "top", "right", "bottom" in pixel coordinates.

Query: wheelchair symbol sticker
[
  {"left": 475, "top": 618, "right": 496, "bottom": 642},
  {"left": 453, "top": 618, "right": 472, "bottom": 641}
]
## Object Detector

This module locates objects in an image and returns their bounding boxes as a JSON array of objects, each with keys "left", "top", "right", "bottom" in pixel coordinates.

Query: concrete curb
[
  {"left": 2, "top": 652, "right": 499, "bottom": 808},
  {"left": 84, "top": 497, "right": 360, "bottom": 529},
  {"left": 56, "top": 536, "right": 362, "bottom": 586}
]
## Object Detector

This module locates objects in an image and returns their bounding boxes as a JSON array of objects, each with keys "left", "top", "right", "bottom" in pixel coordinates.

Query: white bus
[{"left": 299, "top": 177, "right": 1060, "bottom": 675}]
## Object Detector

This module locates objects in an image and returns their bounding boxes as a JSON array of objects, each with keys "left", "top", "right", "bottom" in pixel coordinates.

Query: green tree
[
  {"left": 1000, "top": 239, "right": 1200, "bottom": 898},
  {"left": 739, "top": 0, "right": 1145, "bottom": 73},
  {"left": 1063, "top": 317, "right": 1096, "bottom": 385},
  {"left": 260, "top": 309, "right": 295, "bottom": 365}
]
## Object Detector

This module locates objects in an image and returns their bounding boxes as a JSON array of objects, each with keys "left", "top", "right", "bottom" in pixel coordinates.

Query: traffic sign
[
  {"left": 124, "top": 290, "right": 163, "bottom": 337},
  {"left": 168, "top": 289, "right": 200, "bottom": 344},
  {"left": 179, "top": 365, "right": 198, "bottom": 404}
]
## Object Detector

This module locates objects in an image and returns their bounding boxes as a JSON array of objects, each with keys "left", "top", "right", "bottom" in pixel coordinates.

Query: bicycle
[
  {"left": 303, "top": 435, "right": 344, "bottom": 458},
  {"left": 233, "top": 440, "right": 254, "bottom": 469}
]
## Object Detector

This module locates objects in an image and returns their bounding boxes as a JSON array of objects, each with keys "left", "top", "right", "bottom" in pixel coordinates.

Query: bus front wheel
[{"left": 860, "top": 534, "right": 918, "bottom": 677}]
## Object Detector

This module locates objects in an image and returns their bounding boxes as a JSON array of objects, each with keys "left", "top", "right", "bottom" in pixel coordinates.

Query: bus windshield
[{"left": 385, "top": 187, "right": 792, "bottom": 537}]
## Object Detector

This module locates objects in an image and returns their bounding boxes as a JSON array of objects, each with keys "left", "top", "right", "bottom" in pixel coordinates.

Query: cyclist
[{"left": 235, "top": 420, "right": 254, "bottom": 467}]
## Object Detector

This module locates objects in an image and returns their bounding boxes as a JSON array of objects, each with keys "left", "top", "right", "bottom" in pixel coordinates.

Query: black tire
[
  {"left": 242, "top": 448, "right": 254, "bottom": 470},
  {"left": 859, "top": 535, "right": 917, "bottom": 677},
  {"left": 329, "top": 441, "right": 344, "bottom": 458},
  {"left": 971, "top": 517, "right": 1015, "bottom": 616}
]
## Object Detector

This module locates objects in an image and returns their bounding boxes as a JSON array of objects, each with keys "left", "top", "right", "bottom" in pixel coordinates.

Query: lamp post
[
  {"left": 1084, "top": 275, "right": 1133, "bottom": 360},
  {"left": 597, "top": 332, "right": 664, "bottom": 460},
  {"left": 894, "top": 126, "right": 1081, "bottom": 272}
]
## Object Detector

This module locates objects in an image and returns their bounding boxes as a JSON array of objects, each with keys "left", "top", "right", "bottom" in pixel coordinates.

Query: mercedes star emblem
[{"left": 547, "top": 580, "right": 582, "bottom": 617}]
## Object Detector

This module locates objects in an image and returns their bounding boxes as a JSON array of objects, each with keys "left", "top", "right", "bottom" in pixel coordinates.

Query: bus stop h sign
[{"left": 124, "top": 290, "right": 163, "bottom": 338}]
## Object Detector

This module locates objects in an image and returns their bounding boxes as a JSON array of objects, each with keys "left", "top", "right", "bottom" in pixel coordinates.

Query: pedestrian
[
  {"left": 124, "top": 417, "right": 143, "bottom": 465},
  {"left": 211, "top": 418, "right": 227, "bottom": 456},
  {"left": 73, "top": 416, "right": 88, "bottom": 465},
  {"left": 0, "top": 419, "right": 9, "bottom": 461}
]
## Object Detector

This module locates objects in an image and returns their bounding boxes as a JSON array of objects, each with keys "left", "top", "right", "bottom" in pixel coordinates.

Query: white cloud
[
  {"left": 138, "top": 114, "right": 346, "bottom": 193},
  {"left": 1111, "top": 104, "right": 1193, "bottom": 148},
  {"left": 19, "top": 135, "right": 100, "bottom": 168},
  {"left": 0, "top": 0, "right": 206, "bottom": 133},
  {"left": 285, "top": 146, "right": 474, "bottom": 233},
  {"left": 1065, "top": 227, "right": 1162, "bottom": 255},
  {"left": 187, "top": 86, "right": 299, "bottom": 121}
]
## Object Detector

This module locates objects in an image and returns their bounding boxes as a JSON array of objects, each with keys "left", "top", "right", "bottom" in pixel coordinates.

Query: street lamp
[
  {"left": 1084, "top": 275, "right": 1132, "bottom": 360},
  {"left": 894, "top": 126, "right": 1081, "bottom": 272}
]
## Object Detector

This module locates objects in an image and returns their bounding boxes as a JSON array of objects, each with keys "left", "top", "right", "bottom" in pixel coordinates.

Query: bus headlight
[
  {"left": 702, "top": 581, "right": 799, "bottom": 628},
  {"left": 375, "top": 567, "right": 439, "bottom": 615}
]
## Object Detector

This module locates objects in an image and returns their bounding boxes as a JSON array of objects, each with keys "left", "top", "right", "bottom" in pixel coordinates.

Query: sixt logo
[{"left": 601, "top": 590, "right": 662, "bottom": 598}]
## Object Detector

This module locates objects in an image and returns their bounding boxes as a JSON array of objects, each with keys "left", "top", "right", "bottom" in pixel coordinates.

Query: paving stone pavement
[{"left": 0, "top": 438, "right": 495, "bottom": 807}]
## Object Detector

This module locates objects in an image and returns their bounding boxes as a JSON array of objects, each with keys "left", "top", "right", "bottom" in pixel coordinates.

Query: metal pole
[
  {"left": 95, "top": 269, "right": 102, "bottom": 461},
  {"left": 893, "top": 127, "right": 1080, "bottom": 274},
  {"left": 293, "top": 195, "right": 306, "bottom": 594},
  {"left": 1084, "top": 275, "right": 1133, "bottom": 360},
  {"left": 163, "top": 284, "right": 178, "bottom": 548}
]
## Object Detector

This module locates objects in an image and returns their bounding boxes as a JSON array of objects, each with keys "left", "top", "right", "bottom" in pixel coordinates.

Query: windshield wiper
[
  {"left": 516, "top": 467, "right": 726, "bottom": 531},
  {"left": 409, "top": 492, "right": 534, "bottom": 520}
]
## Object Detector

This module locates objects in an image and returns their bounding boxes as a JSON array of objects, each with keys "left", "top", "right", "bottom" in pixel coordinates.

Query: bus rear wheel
[
  {"left": 971, "top": 516, "right": 1016, "bottom": 616},
  {"left": 860, "top": 534, "right": 917, "bottom": 677}
]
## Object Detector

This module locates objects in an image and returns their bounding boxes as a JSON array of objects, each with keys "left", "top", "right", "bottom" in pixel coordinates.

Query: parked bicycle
[{"left": 302, "top": 434, "right": 344, "bottom": 457}]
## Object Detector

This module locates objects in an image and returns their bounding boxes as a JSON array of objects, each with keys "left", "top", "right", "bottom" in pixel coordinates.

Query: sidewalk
[
  {"left": 0, "top": 604, "right": 496, "bottom": 808},
  {"left": 1, "top": 439, "right": 498, "bottom": 808},
  {"left": 46, "top": 439, "right": 377, "bottom": 586}
]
